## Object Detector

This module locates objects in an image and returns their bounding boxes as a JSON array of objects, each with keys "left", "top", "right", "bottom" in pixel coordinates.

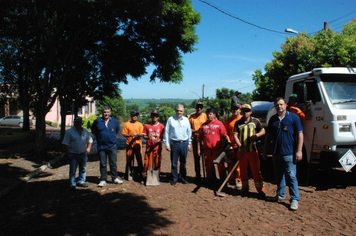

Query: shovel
[
  {"left": 215, "top": 153, "right": 244, "bottom": 197},
  {"left": 146, "top": 151, "right": 160, "bottom": 186}
]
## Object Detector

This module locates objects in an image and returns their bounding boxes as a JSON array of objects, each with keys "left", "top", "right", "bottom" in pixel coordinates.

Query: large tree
[
  {"left": 252, "top": 19, "right": 356, "bottom": 101},
  {"left": 0, "top": 0, "right": 200, "bottom": 157}
]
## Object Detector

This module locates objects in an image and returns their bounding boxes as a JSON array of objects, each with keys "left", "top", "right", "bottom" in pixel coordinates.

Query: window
[{"left": 292, "top": 79, "right": 321, "bottom": 103}]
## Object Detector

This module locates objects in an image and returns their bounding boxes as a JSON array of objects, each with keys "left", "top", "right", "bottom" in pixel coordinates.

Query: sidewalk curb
[{"left": 0, "top": 154, "right": 65, "bottom": 199}]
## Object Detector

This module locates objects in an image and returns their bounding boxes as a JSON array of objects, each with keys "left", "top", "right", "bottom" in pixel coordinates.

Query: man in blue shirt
[
  {"left": 164, "top": 104, "right": 192, "bottom": 186},
  {"left": 62, "top": 116, "right": 93, "bottom": 190},
  {"left": 263, "top": 97, "right": 303, "bottom": 211},
  {"left": 92, "top": 106, "right": 123, "bottom": 187}
]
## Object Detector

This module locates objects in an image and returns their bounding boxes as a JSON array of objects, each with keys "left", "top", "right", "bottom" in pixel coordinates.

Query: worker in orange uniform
[
  {"left": 233, "top": 104, "right": 266, "bottom": 197},
  {"left": 287, "top": 94, "right": 306, "bottom": 120},
  {"left": 142, "top": 110, "right": 165, "bottom": 177},
  {"left": 188, "top": 102, "right": 207, "bottom": 182},
  {"left": 224, "top": 103, "right": 243, "bottom": 190},
  {"left": 122, "top": 110, "right": 144, "bottom": 180},
  {"left": 198, "top": 108, "right": 227, "bottom": 184}
]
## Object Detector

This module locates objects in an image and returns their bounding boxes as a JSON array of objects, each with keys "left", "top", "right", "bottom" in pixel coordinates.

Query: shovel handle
[{"left": 216, "top": 153, "right": 244, "bottom": 193}]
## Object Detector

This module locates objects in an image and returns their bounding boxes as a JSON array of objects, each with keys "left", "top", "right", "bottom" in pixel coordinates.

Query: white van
[{"left": 267, "top": 67, "right": 356, "bottom": 169}]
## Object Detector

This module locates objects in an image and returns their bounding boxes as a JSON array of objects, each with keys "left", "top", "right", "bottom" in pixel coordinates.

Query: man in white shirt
[
  {"left": 164, "top": 104, "right": 192, "bottom": 186},
  {"left": 62, "top": 116, "right": 93, "bottom": 190}
]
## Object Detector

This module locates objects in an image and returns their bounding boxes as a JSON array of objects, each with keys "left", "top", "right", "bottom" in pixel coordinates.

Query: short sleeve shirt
[
  {"left": 62, "top": 127, "right": 93, "bottom": 154},
  {"left": 143, "top": 122, "right": 165, "bottom": 151},
  {"left": 122, "top": 121, "right": 144, "bottom": 148},
  {"left": 91, "top": 117, "right": 120, "bottom": 151},
  {"left": 199, "top": 119, "right": 226, "bottom": 149},
  {"left": 225, "top": 115, "right": 242, "bottom": 149},
  {"left": 233, "top": 117, "right": 264, "bottom": 152},
  {"left": 267, "top": 111, "right": 303, "bottom": 155}
]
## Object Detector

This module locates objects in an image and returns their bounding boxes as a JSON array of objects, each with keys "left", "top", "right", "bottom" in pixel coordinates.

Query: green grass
[
  {"left": 124, "top": 98, "right": 195, "bottom": 109},
  {"left": 0, "top": 129, "right": 36, "bottom": 148}
]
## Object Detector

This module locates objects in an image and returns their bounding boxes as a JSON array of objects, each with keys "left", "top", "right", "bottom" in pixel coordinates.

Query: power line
[
  {"left": 198, "top": 0, "right": 289, "bottom": 35},
  {"left": 328, "top": 9, "right": 356, "bottom": 24}
]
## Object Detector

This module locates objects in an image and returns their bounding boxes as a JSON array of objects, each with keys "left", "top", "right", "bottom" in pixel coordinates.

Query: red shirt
[
  {"left": 199, "top": 118, "right": 227, "bottom": 149},
  {"left": 143, "top": 122, "right": 165, "bottom": 151}
]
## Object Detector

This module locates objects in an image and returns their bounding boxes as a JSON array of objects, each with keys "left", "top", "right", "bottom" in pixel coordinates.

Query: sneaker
[
  {"left": 270, "top": 195, "right": 285, "bottom": 202},
  {"left": 98, "top": 180, "right": 107, "bottom": 187},
  {"left": 70, "top": 186, "right": 76, "bottom": 190},
  {"left": 290, "top": 200, "right": 298, "bottom": 211},
  {"left": 236, "top": 183, "right": 243, "bottom": 191},
  {"left": 170, "top": 181, "right": 177, "bottom": 186},
  {"left": 113, "top": 178, "right": 123, "bottom": 184},
  {"left": 78, "top": 182, "right": 88, "bottom": 188},
  {"left": 180, "top": 179, "right": 188, "bottom": 184}
]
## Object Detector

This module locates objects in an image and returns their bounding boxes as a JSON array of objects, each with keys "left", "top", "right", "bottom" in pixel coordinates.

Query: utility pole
[
  {"left": 202, "top": 84, "right": 205, "bottom": 101},
  {"left": 324, "top": 21, "right": 330, "bottom": 31}
]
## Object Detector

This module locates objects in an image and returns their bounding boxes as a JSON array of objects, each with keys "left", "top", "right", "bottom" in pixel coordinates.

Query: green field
[{"left": 124, "top": 98, "right": 195, "bottom": 109}]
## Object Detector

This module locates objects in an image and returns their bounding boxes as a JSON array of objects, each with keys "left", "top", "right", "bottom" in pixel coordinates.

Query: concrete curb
[{"left": 0, "top": 154, "right": 65, "bottom": 199}]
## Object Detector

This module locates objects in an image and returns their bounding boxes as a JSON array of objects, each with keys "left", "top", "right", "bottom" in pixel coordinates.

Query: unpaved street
[{"left": 0, "top": 129, "right": 355, "bottom": 235}]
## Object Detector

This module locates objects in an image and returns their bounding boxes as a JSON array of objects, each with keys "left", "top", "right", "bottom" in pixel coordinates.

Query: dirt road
[{"left": 0, "top": 134, "right": 356, "bottom": 235}]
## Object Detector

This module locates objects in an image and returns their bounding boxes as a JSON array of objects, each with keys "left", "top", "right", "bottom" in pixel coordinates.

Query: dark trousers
[
  {"left": 170, "top": 140, "right": 188, "bottom": 183},
  {"left": 99, "top": 144, "right": 118, "bottom": 181},
  {"left": 192, "top": 139, "right": 202, "bottom": 178}
]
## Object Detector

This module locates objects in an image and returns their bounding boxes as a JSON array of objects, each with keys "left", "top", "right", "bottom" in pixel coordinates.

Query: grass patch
[{"left": 0, "top": 129, "right": 36, "bottom": 148}]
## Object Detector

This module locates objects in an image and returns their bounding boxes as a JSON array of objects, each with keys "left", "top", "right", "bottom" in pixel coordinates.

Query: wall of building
[{"left": 45, "top": 97, "right": 96, "bottom": 126}]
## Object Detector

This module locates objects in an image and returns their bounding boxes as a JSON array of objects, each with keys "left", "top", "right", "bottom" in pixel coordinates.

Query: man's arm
[
  {"left": 250, "top": 128, "right": 266, "bottom": 142},
  {"left": 164, "top": 118, "right": 171, "bottom": 151},
  {"left": 295, "top": 132, "right": 304, "bottom": 162},
  {"left": 233, "top": 132, "right": 242, "bottom": 148},
  {"left": 186, "top": 118, "right": 192, "bottom": 151}
]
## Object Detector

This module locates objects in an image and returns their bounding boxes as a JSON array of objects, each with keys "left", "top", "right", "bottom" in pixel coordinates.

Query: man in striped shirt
[{"left": 233, "top": 104, "right": 266, "bottom": 197}]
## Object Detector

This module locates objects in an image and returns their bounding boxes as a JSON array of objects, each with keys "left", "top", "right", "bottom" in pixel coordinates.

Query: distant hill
[{"left": 124, "top": 98, "right": 195, "bottom": 109}]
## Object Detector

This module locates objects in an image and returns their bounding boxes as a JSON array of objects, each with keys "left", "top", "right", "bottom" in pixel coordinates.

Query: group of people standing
[{"left": 62, "top": 93, "right": 305, "bottom": 211}]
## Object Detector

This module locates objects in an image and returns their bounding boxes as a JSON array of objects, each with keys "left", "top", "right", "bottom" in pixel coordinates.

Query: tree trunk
[
  {"left": 35, "top": 110, "right": 47, "bottom": 159},
  {"left": 59, "top": 96, "right": 68, "bottom": 142},
  {"left": 22, "top": 107, "right": 30, "bottom": 131}
]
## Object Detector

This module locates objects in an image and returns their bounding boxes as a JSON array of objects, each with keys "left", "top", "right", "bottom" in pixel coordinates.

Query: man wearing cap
[
  {"left": 164, "top": 104, "right": 192, "bottom": 186},
  {"left": 224, "top": 103, "right": 243, "bottom": 189},
  {"left": 62, "top": 116, "right": 93, "bottom": 189},
  {"left": 231, "top": 91, "right": 242, "bottom": 108},
  {"left": 188, "top": 102, "right": 207, "bottom": 182},
  {"left": 142, "top": 110, "right": 165, "bottom": 178},
  {"left": 122, "top": 110, "right": 145, "bottom": 180},
  {"left": 198, "top": 108, "right": 227, "bottom": 183},
  {"left": 287, "top": 94, "right": 306, "bottom": 120},
  {"left": 233, "top": 104, "right": 266, "bottom": 197},
  {"left": 92, "top": 106, "right": 122, "bottom": 187}
]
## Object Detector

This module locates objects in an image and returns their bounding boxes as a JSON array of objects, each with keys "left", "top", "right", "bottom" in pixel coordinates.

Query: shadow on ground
[{"left": 0, "top": 179, "right": 173, "bottom": 236}]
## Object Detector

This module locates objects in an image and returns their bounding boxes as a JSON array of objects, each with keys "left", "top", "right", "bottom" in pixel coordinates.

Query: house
[
  {"left": 45, "top": 96, "right": 96, "bottom": 127},
  {"left": 0, "top": 85, "right": 96, "bottom": 126}
]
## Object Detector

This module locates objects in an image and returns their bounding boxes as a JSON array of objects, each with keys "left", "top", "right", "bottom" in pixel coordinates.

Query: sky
[{"left": 121, "top": 0, "right": 356, "bottom": 99}]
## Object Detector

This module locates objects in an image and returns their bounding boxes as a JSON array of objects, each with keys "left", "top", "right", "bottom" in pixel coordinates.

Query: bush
[{"left": 83, "top": 115, "right": 98, "bottom": 130}]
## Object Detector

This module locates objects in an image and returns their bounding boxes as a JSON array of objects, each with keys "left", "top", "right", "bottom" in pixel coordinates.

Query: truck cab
[{"left": 278, "top": 67, "right": 356, "bottom": 167}]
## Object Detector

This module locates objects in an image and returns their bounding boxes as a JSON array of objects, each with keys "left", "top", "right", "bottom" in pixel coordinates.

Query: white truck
[{"left": 266, "top": 67, "right": 356, "bottom": 169}]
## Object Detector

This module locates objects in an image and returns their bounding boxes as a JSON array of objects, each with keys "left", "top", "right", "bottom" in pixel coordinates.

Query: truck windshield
[{"left": 322, "top": 75, "right": 356, "bottom": 104}]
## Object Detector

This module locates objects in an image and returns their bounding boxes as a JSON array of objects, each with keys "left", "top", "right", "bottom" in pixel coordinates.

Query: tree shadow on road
[{"left": 0, "top": 179, "right": 173, "bottom": 236}]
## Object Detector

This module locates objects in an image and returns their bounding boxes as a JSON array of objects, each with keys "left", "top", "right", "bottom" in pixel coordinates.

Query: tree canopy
[
  {"left": 252, "top": 19, "right": 356, "bottom": 101},
  {"left": 0, "top": 0, "right": 200, "bottom": 157}
]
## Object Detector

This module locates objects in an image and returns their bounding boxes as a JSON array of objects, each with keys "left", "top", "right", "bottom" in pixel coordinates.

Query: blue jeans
[
  {"left": 99, "top": 144, "right": 118, "bottom": 181},
  {"left": 69, "top": 153, "right": 88, "bottom": 187},
  {"left": 273, "top": 154, "right": 300, "bottom": 201},
  {"left": 170, "top": 140, "right": 188, "bottom": 183}
]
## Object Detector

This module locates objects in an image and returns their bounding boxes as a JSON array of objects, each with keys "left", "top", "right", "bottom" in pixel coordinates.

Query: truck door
[{"left": 292, "top": 79, "right": 323, "bottom": 162}]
